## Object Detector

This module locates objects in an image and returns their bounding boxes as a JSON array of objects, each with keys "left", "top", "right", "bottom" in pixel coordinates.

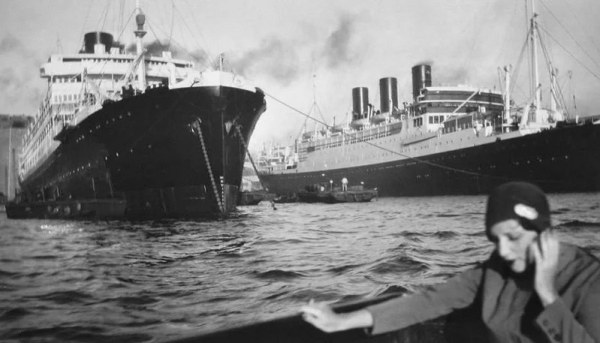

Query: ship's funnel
[
  {"left": 379, "top": 77, "right": 398, "bottom": 114},
  {"left": 83, "top": 32, "right": 114, "bottom": 54},
  {"left": 352, "top": 87, "right": 369, "bottom": 120},
  {"left": 412, "top": 64, "right": 432, "bottom": 100}
]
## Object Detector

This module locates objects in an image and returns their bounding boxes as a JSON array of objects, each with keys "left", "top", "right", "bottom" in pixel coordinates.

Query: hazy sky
[{"left": 1, "top": 0, "right": 599, "bottom": 149}]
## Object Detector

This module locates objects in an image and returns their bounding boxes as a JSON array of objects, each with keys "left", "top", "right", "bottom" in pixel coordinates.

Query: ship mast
[
  {"left": 7, "top": 122, "right": 12, "bottom": 200},
  {"left": 503, "top": 65, "right": 511, "bottom": 132},
  {"left": 530, "top": 0, "right": 541, "bottom": 113},
  {"left": 550, "top": 68, "right": 558, "bottom": 112},
  {"left": 134, "top": 0, "right": 147, "bottom": 90}
]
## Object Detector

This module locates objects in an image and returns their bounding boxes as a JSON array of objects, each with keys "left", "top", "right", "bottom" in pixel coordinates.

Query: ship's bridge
[
  {"left": 411, "top": 86, "right": 504, "bottom": 132},
  {"left": 40, "top": 51, "right": 194, "bottom": 87}
]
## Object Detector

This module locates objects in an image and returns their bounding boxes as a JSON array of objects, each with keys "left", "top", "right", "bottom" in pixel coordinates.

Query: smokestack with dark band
[
  {"left": 352, "top": 87, "right": 369, "bottom": 120},
  {"left": 379, "top": 77, "right": 398, "bottom": 114},
  {"left": 412, "top": 64, "right": 432, "bottom": 100}
]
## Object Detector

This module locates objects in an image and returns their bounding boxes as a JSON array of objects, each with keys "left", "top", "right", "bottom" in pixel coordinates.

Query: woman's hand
[
  {"left": 531, "top": 230, "right": 560, "bottom": 307},
  {"left": 300, "top": 299, "right": 373, "bottom": 333}
]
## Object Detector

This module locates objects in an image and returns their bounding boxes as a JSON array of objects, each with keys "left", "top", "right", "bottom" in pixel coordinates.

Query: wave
[
  {"left": 435, "top": 213, "right": 462, "bottom": 218},
  {"left": 200, "top": 240, "right": 255, "bottom": 256},
  {"left": 432, "top": 231, "right": 459, "bottom": 239},
  {"left": 369, "top": 255, "right": 429, "bottom": 275},
  {"left": 395, "top": 230, "right": 460, "bottom": 240},
  {"left": 263, "top": 290, "right": 290, "bottom": 300},
  {"left": 327, "top": 263, "right": 364, "bottom": 275},
  {"left": 29, "top": 254, "right": 60, "bottom": 260},
  {"left": 286, "top": 288, "right": 343, "bottom": 302},
  {"left": 257, "top": 238, "right": 307, "bottom": 245},
  {"left": 396, "top": 231, "right": 424, "bottom": 242},
  {"left": 115, "top": 294, "right": 159, "bottom": 306},
  {"left": 253, "top": 269, "right": 306, "bottom": 280},
  {"left": 0, "top": 269, "right": 19, "bottom": 277},
  {"left": 558, "top": 220, "right": 600, "bottom": 228},
  {"left": 0, "top": 307, "right": 31, "bottom": 322},
  {"left": 465, "top": 231, "right": 487, "bottom": 237},
  {"left": 36, "top": 290, "right": 93, "bottom": 305}
]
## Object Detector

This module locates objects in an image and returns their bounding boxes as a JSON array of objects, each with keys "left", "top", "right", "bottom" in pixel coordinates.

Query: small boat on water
[
  {"left": 297, "top": 184, "right": 377, "bottom": 204},
  {"left": 237, "top": 190, "right": 275, "bottom": 206},
  {"left": 273, "top": 193, "right": 299, "bottom": 203}
]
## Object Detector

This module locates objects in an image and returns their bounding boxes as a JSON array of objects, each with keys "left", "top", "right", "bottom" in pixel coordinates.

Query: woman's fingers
[
  {"left": 300, "top": 305, "right": 322, "bottom": 318},
  {"left": 540, "top": 231, "right": 550, "bottom": 258},
  {"left": 300, "top": 301, "right": 338, "bottom": 332},
  {"left": 532, "top": 239, "right": 542, "bottom": 264}
]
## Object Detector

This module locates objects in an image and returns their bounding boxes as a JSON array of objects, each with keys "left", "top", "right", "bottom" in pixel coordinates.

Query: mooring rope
[{"left": 235, "top": 124, "right": 277, "bottom": 210}]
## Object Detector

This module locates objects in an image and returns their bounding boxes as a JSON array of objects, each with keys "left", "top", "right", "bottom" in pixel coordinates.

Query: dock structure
[{"left": 0, "top": 114, "right": 33, "bottom": 201}]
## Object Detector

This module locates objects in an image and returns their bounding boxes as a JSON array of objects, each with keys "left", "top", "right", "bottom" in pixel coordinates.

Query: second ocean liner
[
  {"left": 257, "top": 7, "right": 600, "bottom": 197},
  {"left": 7, "top": 4, "right": 266, "bottom": 219}
]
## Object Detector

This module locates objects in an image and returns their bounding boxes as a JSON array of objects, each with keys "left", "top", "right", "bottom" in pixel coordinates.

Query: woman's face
[{"left": 489, "top": 219, "right": 538, "bottom": 273}]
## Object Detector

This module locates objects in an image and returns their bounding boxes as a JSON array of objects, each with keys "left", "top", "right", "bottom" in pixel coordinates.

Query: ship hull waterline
[{"left": 259, "top": 123, "right": 600, "bottom": 197}]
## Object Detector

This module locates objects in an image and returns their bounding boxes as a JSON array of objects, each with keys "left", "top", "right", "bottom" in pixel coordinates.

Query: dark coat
[{"left": 366, "top": 243, "right": 600, "bottom": 342}]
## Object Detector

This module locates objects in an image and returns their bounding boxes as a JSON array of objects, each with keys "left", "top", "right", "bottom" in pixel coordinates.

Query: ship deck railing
[{"left": 301, "top": 122, "right": 402, "bottom": 154}]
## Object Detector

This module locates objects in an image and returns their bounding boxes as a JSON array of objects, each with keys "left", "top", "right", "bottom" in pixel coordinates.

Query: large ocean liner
[
  {"left": 6, "top": 3, "right": 266, "bottom": 219},
  {"left": 257, "top": 5, "right": 600, "bottom": 197}
]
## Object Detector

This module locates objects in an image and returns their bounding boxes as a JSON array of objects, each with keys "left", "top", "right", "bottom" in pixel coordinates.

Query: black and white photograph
[{"left": 1, "top": 0, "right": 599, "bottom": 342}]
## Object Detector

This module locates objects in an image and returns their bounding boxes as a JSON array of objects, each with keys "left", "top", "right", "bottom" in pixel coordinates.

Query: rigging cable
[
  {"left": 118, "top": 0, "right": 126, "bottom": 36},
  {"left": 182, "top": 0, "right": 215, "bottom": 67},
  {"left": 234, "top": 124, "right": 277, "bottom": 210},
  {"left": 509, "top": 34, "right": 531, "bottom": 103},
  {"left": 537, "top": 32, "right": 570, "bottom": 118},
  {"left": 170, "top": 1, "right": 212, "bottom": 70},
  {"left": 538, "top": 26, "right": 600, "bottom": 83},
  {"left": 78, "top": 1, "right": 93, "bottom": 49},
  {"left": 97, "top": 2, "right": 111, "bottom": 33},
  {"left": 168, "top": 1, "right": 175, "bottom": 48},
  {"left": 496, "top": 0, "right": 520, "bottom": 68},
  {"left": 145, "top": 20, "right": 166, "bottom": 48},
  {"left": 93, "top": 8, "right": 136, "bottom": 91},
  {"left": 538, "top": 0, "right": 600, "bottom": 72},
  {"left": 524, "top": 0, "right": 532, "bottom": 97},
  {"left": 113, "top": 8, "right": 136, "bottom": 45}
]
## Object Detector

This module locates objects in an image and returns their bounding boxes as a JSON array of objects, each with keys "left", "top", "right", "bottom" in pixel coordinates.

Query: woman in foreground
[{"left": 301, "top": 182, "right": 600, "bottom": 342}]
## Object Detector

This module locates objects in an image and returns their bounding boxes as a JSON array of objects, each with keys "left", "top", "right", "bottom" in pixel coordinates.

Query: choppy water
[{"left": 1, "top": 193, "right": 599, "bottom": 342}]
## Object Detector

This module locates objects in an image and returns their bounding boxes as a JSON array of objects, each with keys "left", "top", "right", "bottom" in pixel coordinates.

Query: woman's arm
[
  {"left": 301, "top": 265, "right": 484, "bottom": 334},
  {"left": 365, "top": 266, "right": 483, "bottom": 335}
]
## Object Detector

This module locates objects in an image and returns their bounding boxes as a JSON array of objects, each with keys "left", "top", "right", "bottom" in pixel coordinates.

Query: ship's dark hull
[
  {"left": 260, "top": 123, "right": 600, "bottom": 196},
  {"left": 9, "top": 85, "right": 265, "bottom": 220}
]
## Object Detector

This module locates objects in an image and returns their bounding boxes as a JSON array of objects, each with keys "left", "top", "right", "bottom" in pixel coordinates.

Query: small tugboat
[
  {"left": 297, "top": 184, "right": 377, "bottom": 204},
  {"left": 237, "top": 190, "right": 275, "bottom": 206},
  {"left": 272, "top": 193, "right": 299, "bottom": 204}
]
